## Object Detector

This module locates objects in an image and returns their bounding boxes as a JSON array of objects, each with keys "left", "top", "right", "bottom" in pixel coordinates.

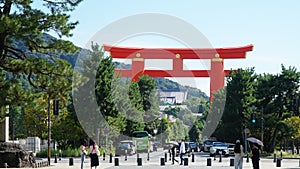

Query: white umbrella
[
  {"left": 168, "top": 141, "right": 179, "bottom": 146},
  {"left": 247, "top": 137, "right": 263, "bottom": 146}
]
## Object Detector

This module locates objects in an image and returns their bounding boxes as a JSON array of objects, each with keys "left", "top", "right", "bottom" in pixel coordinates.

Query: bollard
[
  {"left": 69, "top": 157, "right": 74, "bottom": 166},
  {"left": 59, "top": 150, "right": 62, "bottom": 161},
  {"left": 192, "top": 153, "right": 195, "bottom": 162},
  {"left": 137, "top": 153, "right": 139, "bottom": 163},
  {"left": 160, "top": 158, "right": 165, "bottom": 166},
  {"left": 109, "top": 153, "right": 113, "bottom": 163},
  {"left": 137, "top": 157, "right": 142, "bottom": 166},
  {"left": 54, "top": 154, "right": 57, "bottom": 163},
  {"left": 230, "top": 158, "right": 234, "bottom": 166},
  {"left": 103, "top": 152, "right": 106, "bottom": 160},
  {"left": 276, "top": 158, "right": 281, "bottom": 167},
  {"left": 184, "top": 158, "right": 188, "bottom": 166},
  {"left": 219, "top": 153, "right": 222, "bottom": 162},
  {"left": 273, "top": 153, "right": 277, "bottom": 163},
  {"left": 114, "top": 158, "right": 119, "bottom": 166},
  {"left": 169, "top": 151, "right": 171, "bottom": 161},
  {"left": 246, "top": 153, "right": 249, "bottom": 163},
  {"left": 207, "top": 158, "right": 212, "bottom": 166},
  {"left": 165, "top": 152, "right": 167, "bottom": 162},
  {"left": 147, "top": 152, "right": 150, "bottom": 161},
  {"left": 125, "top": 152, "right": 127, "bottom": 161}
]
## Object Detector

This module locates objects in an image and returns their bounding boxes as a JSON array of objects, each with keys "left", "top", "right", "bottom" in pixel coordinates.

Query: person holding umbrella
[
  {"left": 251, "top": 143, "right": 260, "bottom": 169},
  {"left": 247, "top": 137, "right": 263, "bottom": 169}
]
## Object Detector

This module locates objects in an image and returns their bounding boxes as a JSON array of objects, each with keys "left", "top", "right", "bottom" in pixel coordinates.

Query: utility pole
[
  {"left": 47, "top": 94, "right": 51, "bottom": 166},
  {"left": 261, "top": 107, "right": 264, "bottom": 145}
]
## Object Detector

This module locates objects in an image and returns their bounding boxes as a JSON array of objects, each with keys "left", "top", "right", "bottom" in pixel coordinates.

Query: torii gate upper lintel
[{"left": 103, "top": 44, "right": 254, "bottom": 99}]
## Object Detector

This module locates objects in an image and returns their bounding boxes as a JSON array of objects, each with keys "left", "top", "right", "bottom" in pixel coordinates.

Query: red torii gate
[{"left": 103, "top": 44, "right": 253, "bottom": 99}]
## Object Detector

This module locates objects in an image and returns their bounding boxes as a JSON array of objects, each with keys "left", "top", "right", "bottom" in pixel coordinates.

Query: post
[
  {"left": 160, "top": 158, "right": 165, "bottom": 166},
  {"left": 207, "top": 158, "right": 211, "bottom": 166},
  {"left": 165, "top": 152, "right": 167, "bottom": 162},
  {"left": 114, "top": 158, "right": 119, "bottom": 166},
  {"left": 261, "top": 107, "right": 264, "bottom": 144},
  {"left": 109, "top": 153, "right": 112, "bottom": 163},
  {"left": 192, "top": 153, "right": 195, "bottom": 162},
  {"left": 47, "top": 95, "right": 51, "bottom": 165},
  {"left": 273, "top": 154, "right": 277, "bottom": 163}
]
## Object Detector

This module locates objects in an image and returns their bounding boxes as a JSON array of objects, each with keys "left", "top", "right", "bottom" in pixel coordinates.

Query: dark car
[
  {"left": 188, "top": 142, "right": 199, "bottom": 152},
  {"left": 115, "top": 140, "right": 136, "bottom": 156}
]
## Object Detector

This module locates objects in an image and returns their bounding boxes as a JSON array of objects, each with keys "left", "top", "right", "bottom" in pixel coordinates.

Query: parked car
[
  {"left": 199, "top": 142, "right": 204, "bottom": 152},
  {"left": 203, "top": 140, "right": 214, "bottom": 152},
  {"left": 209, "top": 142, "right": 229, "bottom": 157},
  {"left": 188, "top": 142, "right": 199, "bottom": 152},
  {"left": 115, "top": 140, "right": 136, "bottom": 156},
  {"left": 227, "top": 143, "right": 235, "bottom": 155}
]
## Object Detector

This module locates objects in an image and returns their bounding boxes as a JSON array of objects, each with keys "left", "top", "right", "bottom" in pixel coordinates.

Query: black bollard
[
  {"left": 125, "top": 152, "right": 127, "bottom": 161},
  {"left": 230, "top": 158, "right": 234, "bottom": 166},
  {"left": 273, "top": 154, "right": 277, "bottom": 163},
  {"left": 114, "top": 158, "right": 119, "bottom": 166},
  {"left": 276, "top": 158, "right": 281, "bottom": 167},
  {"left": 54, "top": 154, "right": 57, "bottom": 163},
  {"left": 192, "top": 153, "right": 195, "bottom": 162},
  {"left": 246, "top": 153, "right": 249, "bottom": 163},
  {"left": 137, "top": 157, "right": 142, "bottom": 166},
  {"left": 184, "top": 158, "right": 188, "bottom": 166},
  {"left": 69, "top": 158, "right": 74, "bottom": 166},
  {"left": 103, "top": 152, "right": 106, "bottom": 160},
  {"left": 165, "top": 152, "right": 167, "bottom": 162},
  {"left": 219, "top": 153, "right": 222, "bottom": 162},
  {"left": 207, "top": 158, "right": 212, "bottom": 166},
  {"left": 109, "top": 153, "right": 113, "bottom": 163},
  {"left": 147, "top": 152, "right": 150, "bottom": 161},
  {"left": 169, "top": 151, "right": 171, "bottom": 161},
  {"left": 160, "top": 158, "right": 165, "bottom": 166},
  {"left": 137, "top": 153, "right": 139, "bottom": 163}
]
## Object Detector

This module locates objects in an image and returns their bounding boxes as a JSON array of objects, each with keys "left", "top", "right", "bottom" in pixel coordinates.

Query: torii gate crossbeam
[{"left": 103, "top": 44, "right": 253, "bottom": 99}]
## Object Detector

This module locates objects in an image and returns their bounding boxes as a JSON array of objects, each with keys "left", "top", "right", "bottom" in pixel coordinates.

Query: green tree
[
  {"left": 137, "top": 75, "right": 160, "bottom": 134},
  {"left": 255, "top": 65, "right": 300, "bottom": 153},
  {"left": 213, "top": 68, "right": 256, "bottom": 143}
]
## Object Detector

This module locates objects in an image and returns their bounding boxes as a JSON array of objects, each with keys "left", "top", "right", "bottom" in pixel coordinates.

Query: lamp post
[{"left": 47, "top": 93, "right": 51, "bottom": 165}]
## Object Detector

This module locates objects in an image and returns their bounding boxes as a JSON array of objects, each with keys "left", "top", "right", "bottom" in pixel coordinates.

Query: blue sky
[{"left": 62, "top": 0, "right": 300, "bottom": 95}]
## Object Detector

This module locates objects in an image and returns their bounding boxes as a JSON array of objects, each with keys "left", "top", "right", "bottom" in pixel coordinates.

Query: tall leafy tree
[
  {"left": 137, "top": 75, "right": 160, "bottom": 134},
  {"left": 213, "top": 68, "right": 256, "bottom": 143},
  {"left": 255, "top": 65, "right": 300, "bottom": 152}
]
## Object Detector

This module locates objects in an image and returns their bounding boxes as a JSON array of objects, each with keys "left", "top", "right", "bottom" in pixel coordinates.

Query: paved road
[{"left": 9, "top": 150, "right": 300, "bottom": 169}]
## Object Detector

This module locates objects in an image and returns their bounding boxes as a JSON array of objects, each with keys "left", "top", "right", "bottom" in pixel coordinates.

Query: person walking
[
  {"left": 234, "top": 140, "right": 244, "bottom": 169},
  {"left": 170, "top": 144, "right": 179, "bottom": 164},
  {"left": 251, "top": 143, "right": 260, "bottom": 169},
  {"left": 89, "top": 140, "right": 99, "bottom": 169},
  {"left": 80, "top": 140, "right": 88, "bottom": 169},
  {"left": 179, "top": 139, "right": 185, "bottom": 165}
]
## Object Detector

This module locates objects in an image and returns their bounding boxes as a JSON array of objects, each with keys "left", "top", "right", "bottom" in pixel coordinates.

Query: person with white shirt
[{"left": 179, "top": 139, "right": 185, "bottom": 165}]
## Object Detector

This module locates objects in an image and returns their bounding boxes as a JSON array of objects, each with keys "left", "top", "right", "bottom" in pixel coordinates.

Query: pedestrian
[
  {"left": 89, "top": 140, "right": 99, "bottom": 169},
  {"left": 179, "top": 139, "right": 185, "bottom": 165},
  {"left": 234, "top": 139, "right": 244, "bottom": 169},
  {"left": 251, "top": 143, "right": 260, "bottom": 169},
  {"left": 170, "top": 144, "right": 179, "bottom": 164},
  {"left": 80, "top": 140, "right": 88, "bottom": 169}
]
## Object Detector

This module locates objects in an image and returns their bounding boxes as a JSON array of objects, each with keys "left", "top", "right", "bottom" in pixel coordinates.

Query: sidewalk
[{"left": 6, "top": 157, "right": 300, "bottom": 169}]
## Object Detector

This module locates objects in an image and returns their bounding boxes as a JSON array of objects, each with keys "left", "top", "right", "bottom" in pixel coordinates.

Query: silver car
[{"left": 209, "top": 142, "right": 229, "bottom": 157}]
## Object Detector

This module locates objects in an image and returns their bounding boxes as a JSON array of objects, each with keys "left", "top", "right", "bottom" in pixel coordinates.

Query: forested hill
[{"left": 114, "top": 63, "right": 209, "bottom": 100}]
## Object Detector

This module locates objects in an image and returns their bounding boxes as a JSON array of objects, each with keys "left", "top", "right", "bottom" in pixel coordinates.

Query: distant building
[{"left": 158, "top": 89, "right": 188, "bottom": 104}]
